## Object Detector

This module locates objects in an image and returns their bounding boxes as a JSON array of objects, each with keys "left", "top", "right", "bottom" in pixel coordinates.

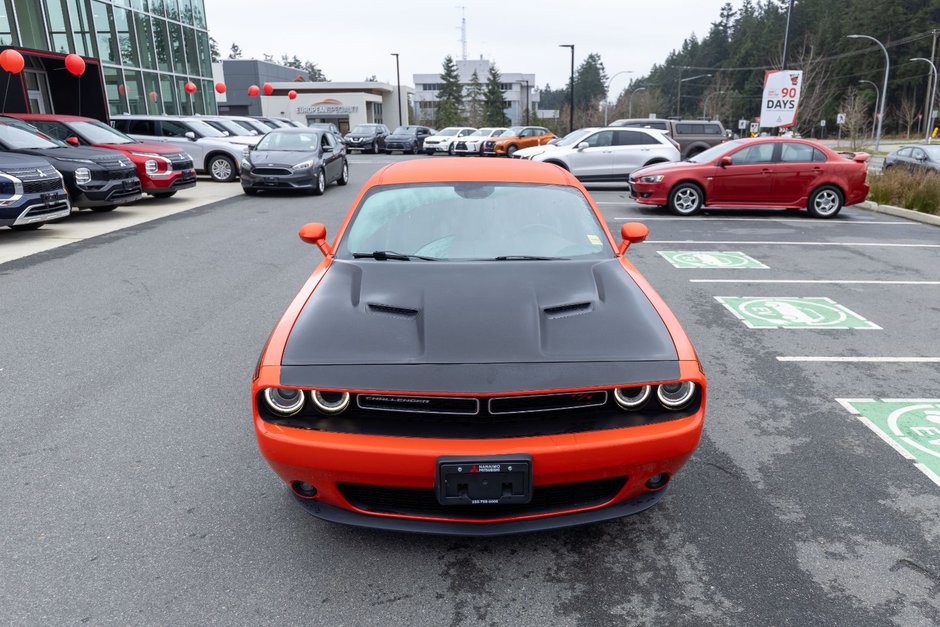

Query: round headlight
[
  {"left": 263, "top": 387, "right": 305, "bottom": 416},
  {"left": 74, "top": 167, "right": 92, "bottom": 185},
  {"left": 656, "top": 382, "right": 697, "bottom": 410},
  {"left": 311, "top": 391, "right": 350, "bottom": 414},
  {"left": 145, "top": 159, "right": 158, "bottom": 175},
  {"left": 613, "top": 385, "right": 652, "bottom": 410}
]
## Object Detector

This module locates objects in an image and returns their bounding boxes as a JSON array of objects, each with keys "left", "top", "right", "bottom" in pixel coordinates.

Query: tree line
[{"left": 224, "top": 42, "right": 327, "bottom": 82}]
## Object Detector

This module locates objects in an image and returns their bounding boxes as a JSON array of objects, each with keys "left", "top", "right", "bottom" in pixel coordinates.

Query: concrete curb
[{"left": 856, "top": 200, "right": 940, "bottom": 227}]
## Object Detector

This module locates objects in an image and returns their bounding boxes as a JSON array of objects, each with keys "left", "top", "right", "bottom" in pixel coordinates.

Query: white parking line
[
  {"left": 691, "top": 279, "right": 940, "bottom": 285},
  {"left": 779, "top": 357, "right": 940, "bottom": 362},
  {"left": 646, "top": 240, "right": 940, "bottom": 248},
  {"left": 612, "top": 216, "right": 912, "bottom": 225}
]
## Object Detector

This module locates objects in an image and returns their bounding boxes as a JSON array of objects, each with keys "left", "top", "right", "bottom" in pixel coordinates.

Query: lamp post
[
  {"left": 911, "top": 57, "right": 939, "bottom": 143},
  {"left": 521, "top": 79, "right": 530, "bottom": 124},
  {"left": 390, "top": 52, "right": 402, "bottom": 126},
  {"left": 782, "top": 0, "right": 795, "bottom": 68},
  {"left": 847, "top": 35, "right": 889, "bottom": 151},
  {"left": 677, "top": 74, "right": 711, "bottom": 118},
  {"left": 858, "top": 79, "right": 880, "bottom": 143},
  {"left": 559, "top": 44, "right": 575, "bottom": 132},
  {"left": 628, "top": 86, "right": 647, "bottom": 118},
  {"left": 603, "top": 70, "right": 634, "bottom": 125},
  {"left": 703, "top": 90, "right": 726, "bottom": 120}
]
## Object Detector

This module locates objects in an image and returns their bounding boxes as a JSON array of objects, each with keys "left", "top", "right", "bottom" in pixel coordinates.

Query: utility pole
[
  {"left": 922, "top": 29, "right": 938, "bottom": 136},
  {"left": 457, "top": 6, "right": 467, "bottom": 61},
  {"left": 559, "top": 44, "right": 575, "bottom": 133},
  {"left": 391, "top": 53, "right": 402, "bottom": 126},
  {"left": 781, "top": 0, "right": 795, "bottom": 69}
]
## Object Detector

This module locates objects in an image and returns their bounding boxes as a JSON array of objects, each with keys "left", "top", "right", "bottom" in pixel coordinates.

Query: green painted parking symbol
[
  {"left": 838, "top": 399, "right": 940, "bottom": 487},
  {"left": 658, "top": 251, "right": 768, "bottom": 269},
  {"left": 715, "top": 297, "right": 881, "bottom": 329}
]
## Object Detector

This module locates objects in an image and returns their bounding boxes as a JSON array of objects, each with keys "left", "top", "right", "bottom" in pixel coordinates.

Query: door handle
[{"left": 761, "top": 168, "right": 771, "bottom": 173}]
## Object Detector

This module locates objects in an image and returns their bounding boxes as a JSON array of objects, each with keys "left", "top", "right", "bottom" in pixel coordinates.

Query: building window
[
  {"left": 91, "top": 1, "right": 119, "bottom": 64},
  {"left": 499, "top": 83, "right": 513, "bottom": 91}
]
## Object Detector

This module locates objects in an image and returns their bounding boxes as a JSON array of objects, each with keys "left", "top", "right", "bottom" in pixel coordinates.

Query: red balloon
[
  {"left": 184, "top": 81, "right": 197, "bottom": 94},
  {"left": 247, "top": 84, "right": 260, "bottom": 97},
  {"left": 149, "top": 91, "right": 159, "bottom": 102},
  {"left": 262, "top": 83, "right": 274, "bottom": 96},
  {"left": 214, "top": 82, "right": 226, "bottom": 94},
  {"left": 117, "top": 83, "right": 126, "bottom": 96},
  {"left": 288, "top": 90, "right": 297, "bottom": 100},
  {"left": 0, "top": 49, "right": 25, "bottom": 74},
  {"left": 64, "top": 53, "right": 86, "bottom": 76}
]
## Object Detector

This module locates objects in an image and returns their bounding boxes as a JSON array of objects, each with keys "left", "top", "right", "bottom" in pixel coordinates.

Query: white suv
[
  {"left": 515, "top": 127, "right": 680, "bottom": 182},
  {"left": 452, "top": 127, "right": 508, "bottom": 156},
  {"left": 423, "top": 127, "right": 477, "bottom": 155}
]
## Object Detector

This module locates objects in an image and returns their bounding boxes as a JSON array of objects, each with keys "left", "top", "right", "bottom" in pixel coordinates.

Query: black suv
[
  {"left": 0, "top": 152, "right": 71, "bottom": 230},
  {"left": 0, "top": 117, "right": 140, "bottom": 211},
  {"left": 344, "top": 124, "right": 390, "bottom": 153},
  {"left": 384, "top": 125, "right": 435, "bottom": 154},
  {"left": 609, "top": 118, "right": 726, "bottom": 159}
]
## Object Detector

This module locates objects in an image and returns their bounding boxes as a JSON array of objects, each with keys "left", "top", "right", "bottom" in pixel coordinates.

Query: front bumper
[
  {"left": 453, "top": 142, "right": 482, "bottom": 155},
  {"left": 424, "top": 142, "right": 450, "bottom": 153},
  {"left": 72, "top": 177, "right": 143, "bottom": 208},
  {"left": 346, "top": 140, "right": 377, "bottom": 151},
  {"left": 0, "top": 193, "right": 71, "bottom": 227},
  {"left": 384, "top": 141, "right": 416, "bottom": 152},
  {"left": 628, "top": 180, "right": 669, "bottom": 205},
  {"left": 241, "top": 168, "right": 317, "bottom": 190}
]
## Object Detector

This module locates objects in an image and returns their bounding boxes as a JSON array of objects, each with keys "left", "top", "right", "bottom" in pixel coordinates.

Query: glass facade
[{"left": 3, "top": 0, "right": 215, "bottom": 115}]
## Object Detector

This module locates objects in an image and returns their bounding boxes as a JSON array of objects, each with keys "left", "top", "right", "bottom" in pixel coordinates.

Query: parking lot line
[
  {"left": 613, "top": 216, "right": 913, "bottom": 225},
  {"left": 778, "top": 357, "right": 940, "bottom": 362},
  {"left": 691, "top": 279, "right": 940, "bottom": 285},
  {"left": 647, "top": 240, "right": 940, "bottom": 248}
]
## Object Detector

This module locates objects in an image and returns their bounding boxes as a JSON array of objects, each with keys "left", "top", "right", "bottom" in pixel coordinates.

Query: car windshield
[
  {"left": 211, "top": 120, "right": 254, "bottom": 136},
  {"left": 499, "top": 127, "right": 524, "bottom": 137},
  {"left": 338, "top": 183, "right": 613, "bottom": 261},
  {"left": 234, "top": 119, "right": 268, "bottom": 134},
  {"left": 0, "top": 120, "right": 64, "bottom": 149},
  {"left": 555, "top": 129, "right": 594, "bottom": 147},
  {"left": 350, "top": 125, "right": 379, "bottom": 134},
  {"left": 921, "top": 145, "right": 940, "bottom": 160},
  {"left": 688, "top": 140, "right": 746, "bottom": 163},
  {"left": 255, "top": 132, "right": 322, "bottom": 151},
  {"left": 392, "top": 126, "right": 418, "bottom": 136},
  {"left": 437, "top": 128, "right": 461, "bottom": 136},
  {"left": 468, "top": 129, "right": 491, "bottom": 137},
  {"left": 184, "top": 120, "right": 226, "bottom": 138},
  {"left": 71, "top": 120, "right": 136, "bottom": 144}
]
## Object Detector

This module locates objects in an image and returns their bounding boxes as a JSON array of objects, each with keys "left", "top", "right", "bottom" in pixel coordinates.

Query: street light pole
[
  {"left": 858, "top": 79, "right": 880, "bottom": 143},
  {"left": 781, "top": 0, "right": 795, "bottom": 69},
  {"left": 847, "top": 35, "right": 889, "bottom": 151},
  {"left": 677, "top": 74, "right": 711, "bottom": 119},
  {"left": 559, "top": 44, "right": 575, "bottom": 132},
  {"left": 390, "top": 52, "right": 402, "bottom": 126},
  {"left": 628, "top": 86, "right": 647, "bottom": 118},
  {"left": 521, "top": 79, "right": 529, "bottom": 124},
  {"left": 911, "top": 57, "right": 939, "bottom": 143},
  {"left": 603, "top": 70, "right": 634, "bottom": 125}
]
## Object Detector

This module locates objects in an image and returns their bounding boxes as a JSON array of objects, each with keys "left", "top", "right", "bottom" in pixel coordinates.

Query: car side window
[
  {"left": 703, "top": 125, "right": 722, "bottom": 135},
  {"left": 161, "top": 121, "right": 192, "bottom": 137},
  {"left": 812, "top": 149, "right": 827, "bottom": 162},
  {"left": 912, "top": 148, "right": 928, "bottom": 160},
  {"left": 321, "top": 133, "right": 335, "bottom": 149},
  {"left": 898, "top": 148, "right": 912, "bottom": 157},
  {"left": 732, "top": 143, "right": 775, "bottom": 164},
  {"left": 124, "top": 120, "right": 156, "bottom": 134},
  {"left": 582, "top": 131, "right": 613, "bottom": 147},
  {"left": 780, "top": 142, "right": 816, "bottom": 163},
  {"left": 614, "top": 130, "right": 657, "bottom": 146}
]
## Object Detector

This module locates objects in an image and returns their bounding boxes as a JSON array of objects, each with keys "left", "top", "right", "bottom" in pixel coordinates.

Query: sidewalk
[{"left": 0, "top": 179, "right": 242, "bottom": 266}]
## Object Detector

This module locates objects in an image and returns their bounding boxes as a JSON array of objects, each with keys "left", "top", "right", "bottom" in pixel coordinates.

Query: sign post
[
  {"left": 759, "top": 70, "right": 803, "bottom": 129},
  {"left": 836, "top": 112, "right": 845, "bottom": 146}
]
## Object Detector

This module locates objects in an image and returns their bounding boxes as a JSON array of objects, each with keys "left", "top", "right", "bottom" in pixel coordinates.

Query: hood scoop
[
  {"left": 367, "top": 303, "right": 419, "bottom": 318},
  {"left": 543, "top": 301, "right": 592, "bottom": 319}
]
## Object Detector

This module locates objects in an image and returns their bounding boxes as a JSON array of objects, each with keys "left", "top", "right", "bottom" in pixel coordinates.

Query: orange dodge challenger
[
  {"left": 482, "top": 126, "right": 556, "bottom": 157},
  {"left": 252, "top": 158, "right": 705, "bottom": 535}
]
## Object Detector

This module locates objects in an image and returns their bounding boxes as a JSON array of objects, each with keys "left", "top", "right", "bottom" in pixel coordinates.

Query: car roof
[
  {"left": 7, "top": 113, "right": 96, "bottom": 123},
  {"left": 373, "top": 157, "right": 574, "bottom": 186},
  {"left": 266, "top": 127, "right": 323, "bottom": 134}
]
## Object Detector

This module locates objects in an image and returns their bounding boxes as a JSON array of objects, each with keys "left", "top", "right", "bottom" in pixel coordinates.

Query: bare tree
[
  {"left": 898, "top": 93, "right": 919, "bottom": 139},
  {"left": 841, "top": 88, "right": 871, "bottom": 150},
  {"left": 771, "top": 36, "right": 833, "bottom": 137},
  {"left": 701, "top": 73, "right": 733, "bottom": 123}
]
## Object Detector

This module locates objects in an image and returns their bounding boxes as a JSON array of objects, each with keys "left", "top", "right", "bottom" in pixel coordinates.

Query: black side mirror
[{"left": 322, "top": 145, "right": 333, "bottom": 153}]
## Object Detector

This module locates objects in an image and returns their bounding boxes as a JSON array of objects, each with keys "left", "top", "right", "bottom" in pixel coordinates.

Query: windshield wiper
[
  {"left": 491, "top": 255, "right": 567, "bottom": 261},
  {"left": 352, "top": 250, "right": 440, "bottom": 261}
]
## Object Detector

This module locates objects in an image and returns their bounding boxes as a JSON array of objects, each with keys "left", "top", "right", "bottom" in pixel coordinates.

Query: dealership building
[{"left": 0, "top": 0, "right": 216, "bottom": 118}]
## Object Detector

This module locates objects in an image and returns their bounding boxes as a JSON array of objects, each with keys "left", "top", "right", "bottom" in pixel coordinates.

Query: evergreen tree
[
  {"left": 209, "top": 36, "right": 220, "bottom": 63},
  {"left": 435, "top": 56, "right": 465, "bottom": 127},
  {"left": 482, "top": 65, "right": 510, "bottom": 126},
  {"left": 465, "top": 70, "right": 484, "bottom": 127},
  {"left": 228, "top": 43, "right": 242, "bottom": 59}
]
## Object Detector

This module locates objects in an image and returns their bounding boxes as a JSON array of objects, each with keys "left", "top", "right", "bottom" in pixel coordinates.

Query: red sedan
[
  {"left": 629, "top": 138, "right": 870, "bottom": 218},
  {"left": 9, "top": 114, "right": 196, "bottom": 199}
]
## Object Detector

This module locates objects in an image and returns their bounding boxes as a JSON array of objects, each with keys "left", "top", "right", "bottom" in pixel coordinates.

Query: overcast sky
[{"left": 204, "top": 0, "right": 732, "bottom": 91}]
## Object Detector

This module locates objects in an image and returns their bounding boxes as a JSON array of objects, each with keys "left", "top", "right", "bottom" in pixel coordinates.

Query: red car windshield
[
  {"left": 688, "top": 139, "right": 747, "bottom": 163},
  {"left": 71, "top": 120, "right": 136, "bottom": 145}
]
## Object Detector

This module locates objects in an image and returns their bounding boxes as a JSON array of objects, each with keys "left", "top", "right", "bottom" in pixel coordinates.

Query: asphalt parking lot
[{"left": 1, "top": 153, "right": 938, "bottom": 625}]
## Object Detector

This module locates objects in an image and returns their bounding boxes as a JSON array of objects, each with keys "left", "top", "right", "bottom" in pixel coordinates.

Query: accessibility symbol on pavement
[
  {"left": 659, "top": 251, "right": 768, "bottom": 269},
  {"left": 837, "top": 399, "right": 940, "bottom": 487},
  {"left": 715, "top": 297, "right": 881, "bottom": 329}
]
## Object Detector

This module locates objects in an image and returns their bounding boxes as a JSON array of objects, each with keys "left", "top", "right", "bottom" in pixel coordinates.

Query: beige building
[{"left": 259, "top": 82, "right": 414, "bottom": 134}]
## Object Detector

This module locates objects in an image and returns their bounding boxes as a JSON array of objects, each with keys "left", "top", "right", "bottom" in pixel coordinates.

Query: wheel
[
  {"left": 807, "top": 185, "right": 843, "bottom": 219},
  {"left": 506, "top": 144, "right": 519, "bottom": 157},
  {"left": 243, "top": 187, "right": 258, "bottom": 196},
  {"left": 90, "top": 205, "right": 117, "bottom": 212},
  {"left": 336, "top": 161, "right": 349, "bottom": 186},
  {"left": 425, "top": 149, "right": 435, "bottom": 156},
  {"left": 411, "top": 143, "right": 419, "bottom": 155},
  {"left": 384, "top": 149, "right": 391, "bottom": 155},
  {"left": 208, "top": 155, "right": 236, "bottom": 182},
  {"left": 448, "top": 143, "right": 456, "bottom": 156},
  {"left": 9, "top": 222, "right": 43, "bottom": 231},
  {"left": 150, "top": 191, "right": 177, "bottom": 199},
  {"left": 371, "top": 142, "right": 380, "bottom": 154},
  {"left": 310, "top": 169, "right": 326, "bottom": 196},
  {"left": 668, "top": 183, "right": 704, "bottom": 216}
]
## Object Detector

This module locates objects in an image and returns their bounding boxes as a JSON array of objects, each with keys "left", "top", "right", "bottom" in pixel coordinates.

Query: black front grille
[
  {"left": 100, "top": 168, "right": 137, "bottom": 181},
  {"left": 252, "top": 167, "right": 292, "bottom": 176},
  {"left": 338, "top": 476, "right": 627, "bottom": 519},
  {"left": 171, "top": 159, "right": 194, "bottom": 171},
  {"left": 94, "top": 158, "right": 129, "bottom": 169},
  {"left": 23, "top": 200, "right": 69, "bottom": 217},
  {"left": 455, "top": 142, "right": 467, "bottom": 150},
  {"left": 172, "top": 172, "right": 197, "bottom": 186},
  {"left": 23, "top": 178, "right": 64, "bottom": 194},
  {"left": 484, "top": 141, "right": 495, "bottom": 149}
]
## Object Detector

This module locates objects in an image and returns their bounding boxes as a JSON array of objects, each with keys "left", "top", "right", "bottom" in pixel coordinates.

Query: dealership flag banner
[{"left": 759, "top": 70, "right": 803, "bottom": 128}]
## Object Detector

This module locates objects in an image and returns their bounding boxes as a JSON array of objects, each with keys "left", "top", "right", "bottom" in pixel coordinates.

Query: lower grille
[
  {"left": 455, "top": 142, "right": 467, "bottom": 150},
  {"left": 252, "top": 167, "right": 292, "bottom": 176},
  {"left": 23, "top": 178, "right": 64, "bottom": 194},
  {"left": 338, "top": 476, "right": 627, "bottom": 519},
  {"left": 386, "top": 143, "right": 404, "bottom": 150},
  {"left": 100, "top": 168, "right": 137, "bottom": 181},
  {"left": 23, "top": 200, "right": 69, "bottom": 217},
  {"left": 171, "top": 159, "right": 194, "bottom": 171},
  {"left": 172, "top": 172, "right": 197, "bottom": 186}
]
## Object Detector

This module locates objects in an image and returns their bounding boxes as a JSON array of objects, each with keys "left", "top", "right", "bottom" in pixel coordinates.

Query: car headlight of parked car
[
  {"left": 639, "top": 175, "right": 665, "bottom": 183},
  {"left": 144, "top": 159, "right": 158, "bottom": 175},
  {"left": 292, "top": 160, "right": 315, "bottom": 171},
  {"left": 240, "top": 159, "right": 252, "bottom": 171},
  {"left": 74, "top": 167, "right": 92, "bottom": 185}
]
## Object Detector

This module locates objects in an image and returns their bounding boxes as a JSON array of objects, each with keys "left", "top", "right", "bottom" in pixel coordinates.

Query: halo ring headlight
[
  {"left": 656, "top": 382, "right": 697, "bottom": 410},
  {"left": 311, "top": 390, "right": 350, "bottom": 414},
  {"left": 613, "top": 385, "right": 652, "bottom": 410},
  {"left": 263, "top": 387, "right": 305, "bottom": 416}
]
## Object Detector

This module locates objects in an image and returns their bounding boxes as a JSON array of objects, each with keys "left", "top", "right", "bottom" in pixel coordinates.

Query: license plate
[
  {"left": 41, "top": 192, "right": 57, "bottom": 206},
  {"left": 436, "top": 455, "right": 532, "bottom": 505}
]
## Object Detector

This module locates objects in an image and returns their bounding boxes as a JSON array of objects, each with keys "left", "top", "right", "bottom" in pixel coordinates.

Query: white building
[{"left": 413, "top": 59, "right": 538, "bottom": 126}]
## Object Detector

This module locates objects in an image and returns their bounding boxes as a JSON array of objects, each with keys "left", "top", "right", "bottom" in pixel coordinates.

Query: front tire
[
  {"left": 208, "top": 155, "right": 236, "bottom": 182},
  {"left": 807, "top": 185, "right": 843, "bottom": 219},
  {"left": 411, "top": 144, "right": 419, "bottom": 155},
  {"left": 310, "top": 169, "right": 326, "bottom": 196},
  {"left": 336, "top": 161, "right": 349, "bottom": 186},
  {"left": 506, "top": 144, "right": 518, "bottom": 157},
  {"left": 243, "top": 188, "right": 258, "bottom": 196},
  {"left": 668, "top": 183, "right": 704, "bottom": 216},
  {"left": 9, "top": 222, "right": 43, "bottom": 231},
  {"left": 448, "top": 143, "right": 456, "bottom": 156}
]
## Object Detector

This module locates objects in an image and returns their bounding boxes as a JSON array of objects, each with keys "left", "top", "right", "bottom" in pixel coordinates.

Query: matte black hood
[
  {"left": 14, "top": 145, "right": 129, "bottom": 167},
  {"left": 386, "top": 134, "right": 417, "bottom": 141},
  {"left": 250, "top": 150, "right": 317, "bottom": 166}
]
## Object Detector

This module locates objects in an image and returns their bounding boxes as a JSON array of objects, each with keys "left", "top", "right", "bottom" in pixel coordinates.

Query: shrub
[{"left": 868, "top": 167, "right": 940, "bottom": 215}]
